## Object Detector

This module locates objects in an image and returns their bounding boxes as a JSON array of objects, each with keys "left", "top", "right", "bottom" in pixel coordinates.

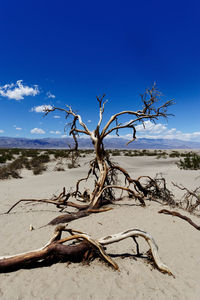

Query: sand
[{"left": 0, "top": 154, "right": 200, "bottom": 299}]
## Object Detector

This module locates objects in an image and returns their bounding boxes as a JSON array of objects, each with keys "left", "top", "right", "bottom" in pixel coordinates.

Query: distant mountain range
[{"left": 0, "top": 136, "right": 200, "bottom": 149}]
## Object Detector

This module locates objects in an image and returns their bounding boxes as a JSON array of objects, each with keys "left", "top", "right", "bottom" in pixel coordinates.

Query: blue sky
[{"left": 0, "top": 0, "right": 200, "bottom": 142}]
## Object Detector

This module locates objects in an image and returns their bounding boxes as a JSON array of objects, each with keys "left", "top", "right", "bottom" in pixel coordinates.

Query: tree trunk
[{"left": 89, "top": 137, "right": 108, "bottom": 208}]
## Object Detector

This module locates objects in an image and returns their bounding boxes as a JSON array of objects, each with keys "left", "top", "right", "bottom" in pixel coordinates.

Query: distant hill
[{"left": 0, "top": 136, "right": 200, "bottom": 149}]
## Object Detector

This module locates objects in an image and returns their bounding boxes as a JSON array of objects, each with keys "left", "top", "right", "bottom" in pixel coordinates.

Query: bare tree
[{"left": 6, "top": 84, "right": 174, "bottom": 224}]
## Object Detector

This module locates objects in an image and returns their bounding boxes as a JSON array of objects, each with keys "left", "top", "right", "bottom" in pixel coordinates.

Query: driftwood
[
  {"left": 0, "top": 225, "right": 172, "bottom": 275},
  {"left": 158, "top": 209, "right": 200, "bottom": 230}
]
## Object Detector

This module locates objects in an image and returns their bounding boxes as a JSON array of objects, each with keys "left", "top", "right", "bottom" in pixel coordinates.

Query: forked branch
[{"left": 0, "top": 226, "right": 172, "bottom": 275}]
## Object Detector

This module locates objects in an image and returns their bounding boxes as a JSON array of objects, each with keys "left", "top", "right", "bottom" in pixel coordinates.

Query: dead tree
[{"left": 6, "top": 85, "right": 174, "bottom": 224}]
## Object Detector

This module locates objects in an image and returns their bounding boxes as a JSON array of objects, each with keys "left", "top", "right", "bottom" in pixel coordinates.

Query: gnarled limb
[
  {"left": 158, "top": 209, "right": 200, "bottom": 230},
  {"left": 0, "top": 226, "right": 172, "bottom": 275},
  {"left": 98, "top": 228, "right": 172, "bottom": 275}
]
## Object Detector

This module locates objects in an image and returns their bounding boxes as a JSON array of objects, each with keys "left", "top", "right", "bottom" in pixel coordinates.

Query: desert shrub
[
  {"left": 124, "top": 150, "right": 133, "bottom": 156},
  {"left": 54, "top": 165, "right": 65, "bottom": 171},
  {"left": 21, "top": 149, "right": 40, "bottom": 157},
  {"left": 33, "top": 164, "right": 47, "bottom": 175},
  {"left": 54, "top": 150, "right": 70, "bottom": 159},
  {"left": 169, "top": 151, "right": 180, "bottom": 158},
  {"left": 38, "top": 154, "right": 50, "bottom": 163},
  {"left": 5, "top": 153, "right": 14, "bottom": 161},
  {"left": 10, "top": 148, "right": 21, "bottom": 155},
  {"left": 0, "top": 164, "right": 21, "bottom": 180},
  {"left": 177, "top": 153, "right": 200, "bottom": 170},
  {"left": 67, "top": 163, "right": 76, "bottom": 169},
  {"left": 80, "top": 149, "right": 93, "bottom": 155},
  {"left": 29, "top": 154, "right": 49, "bottom": 167},
  {"left": 180, "top": 153, "right": 189, "bottom": 157},
  {"left": 27, "top": 155, "right": 48, "bottom": 175},
  {"left": 112, "top": 150, "right": 121, "bottom": 156},
  {"left": 0, "top": 155, "right": 7, "bottom": 163},
  {"left": 0, "top": 152, "right": 14, "bottom": 163},
  {"left": 9, "top": 156, "right": 30, "bottom": 170},
  {"left": 156, "top": 152, "right": 167, "bottom": 159},
  {"left": 146, "top": 150, "right": 158, "bottom": 156}
]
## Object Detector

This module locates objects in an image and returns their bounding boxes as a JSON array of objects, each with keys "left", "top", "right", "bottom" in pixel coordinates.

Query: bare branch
[
  {"left": 45, "top": 106, "right": 92, "bottom": 137},
  {"left": 159, "top": 209, "right": 200, "bottom": 231},
  {"left": 100, "top": 85, "right": 174, "bottom": 143}
]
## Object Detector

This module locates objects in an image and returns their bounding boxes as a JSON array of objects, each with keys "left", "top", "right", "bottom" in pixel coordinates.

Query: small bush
[
  {"left": 156, "top": 152, "right": 167, "bottom": 159},
  {"left": 169, "top": 151, "right": 180, "bottom": 158},
  {"left": 67, "top": 162, "right": 79, "bottom": 169},
  {"left": 0, "top": 156, "right": 7, "bottom": 163},
  {"left": 33, "top": 164, "right": 47, "bottom": 175},
  {"left": 10, "top": 148, "right": 21, "bottom": 155},
  {"left": 0, "top": 165, "right": 21, "bottom": 180},
  {"left": 54, "top": 150, "right": 70, "bottom": 159},
  {"left": 112, "top": 150, "right": 121, "bottom": 156},
  {"left": 54, "top": 165, "right": 65, "bottom": 171},
  {"left": 177, "top": 153, "right": 200, "bottom": 170},
  {"left": 124, "top": 150, "right": 134, "bottom": 156},
  {"left": 10, "top": 156, "right": 30, "bottom": 170}
]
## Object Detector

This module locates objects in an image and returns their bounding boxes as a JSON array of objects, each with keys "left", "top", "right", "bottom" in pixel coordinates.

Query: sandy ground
[{"left": 0, "top": 154, "right": 200, "bottom": 300}]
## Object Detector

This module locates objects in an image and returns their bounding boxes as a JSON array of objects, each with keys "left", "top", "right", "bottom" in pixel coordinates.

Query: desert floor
[{"left": 0, "top": 153, "right": 200, "bottom": 300}]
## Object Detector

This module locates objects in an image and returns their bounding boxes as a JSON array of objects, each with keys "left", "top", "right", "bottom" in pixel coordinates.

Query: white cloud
[
  {"left": 53, "top": 115, "right": 61, "bottom": 119},
  {"left": 31, "top": 104, "right": 53, "bottom": 113},
  {"left": 14, "top": 125, "right": 22, "bottom": 130},
  {"left": 88, "top": 120, "right": 92, "bottom": 123},
  {"left": 30, "top": 128, "right": 45, "bottom": 134},
  {"left": 162, "top": 131, "right": 200, "bottom": 141},
  {"left": 135, "top": 121, "right": 167, "bottom": 134},
  {"left": 50, "top": 130, "right": 61, "bottom": 135},
  {"left": 46, "top": 91, "right": 55, "bottom": 99},
  {"left": 0, "top": 129, "right": 4, "bottom": 133},
  {"left": 0, "top": 80, "right": 39, "bottom": 100},
  {"left": 125, "top": 121, "right": 200, "bottom": 142},
  {"left": 105, "top": 120, "right": 200, "bottom": 142}
]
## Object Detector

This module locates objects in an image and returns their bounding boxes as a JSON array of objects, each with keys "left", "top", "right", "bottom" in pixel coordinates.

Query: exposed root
[
  {"left": 47, "top": 207, "right": 112, "bottom": 226},
  {"left": 5, "top": 187, "right": 71, "bottom": 214}
]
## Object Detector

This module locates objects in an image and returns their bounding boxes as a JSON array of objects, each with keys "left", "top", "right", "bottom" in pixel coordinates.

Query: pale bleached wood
[{"left": 0, "top": 227, "right": 172, "bottom": 275}]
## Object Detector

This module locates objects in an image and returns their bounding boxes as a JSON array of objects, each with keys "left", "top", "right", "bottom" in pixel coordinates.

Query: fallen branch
[
  {"left": 0, "top": 226, "right": 172, "bottom": 275},
  {"left": 158, "top": 209, "right": 200, "bottom": 230}
]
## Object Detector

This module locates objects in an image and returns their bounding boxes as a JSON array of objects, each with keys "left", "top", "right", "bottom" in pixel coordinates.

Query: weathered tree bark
[
  {"left": 46, "top": 208, "right": 112, "bottom": 226},
  {"left": 0, "top": 226, "right": 173, "bottom": 275}
]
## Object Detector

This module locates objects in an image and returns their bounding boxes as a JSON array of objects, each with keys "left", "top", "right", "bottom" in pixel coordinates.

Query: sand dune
[{"left": 0, "top": 155, "right": 200, "bottom": 299}]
